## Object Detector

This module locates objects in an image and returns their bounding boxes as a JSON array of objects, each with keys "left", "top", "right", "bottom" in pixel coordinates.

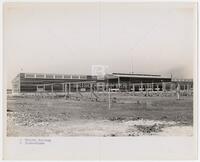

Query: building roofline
[
  {"left": 18, "top": 72, "right": 97, "bottom": 76},
  {"left": 112, "top": 73, "right": 161, "bottom": 77},
  {"left": 106, "top": 75, "right": 171, "bottom": 79}
]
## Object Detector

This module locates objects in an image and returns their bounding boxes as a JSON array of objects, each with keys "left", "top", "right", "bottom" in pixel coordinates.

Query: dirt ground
[{"left": 6, "top": 93, "right": 193, "bottom": 136}]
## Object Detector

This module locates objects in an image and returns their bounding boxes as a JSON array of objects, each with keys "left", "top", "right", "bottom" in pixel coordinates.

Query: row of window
[
  {"left": 24, "top": 73, "right": 91, "bottom": 80},
  {"left": 172, "top": 79, "right": 193, "bottom": 82}
]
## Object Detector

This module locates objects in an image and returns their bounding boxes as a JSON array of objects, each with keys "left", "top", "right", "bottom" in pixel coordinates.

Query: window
[
  {"left": 80, "top": 75, "right": 87, "bottom": 79},
  {"left": 25, "top": 74, "right": 35, "bottom": 78},
  {"left": 72, "top": 75, "right": 79, "bottom": 79},
  {"left": 46, "top": 74, "right": 54, "bottom": 79},
  {"left": 92, "top": 76, "right": 97, "bottom": 79},
  {"left": 36, "top": 74, "right": 45, "bottom": 78},
  {"left": 55, "top": 75, "right": 63, "bottom": 79},
  {"left": 64, "top": 75, "right": 71, "bottom": 79}
]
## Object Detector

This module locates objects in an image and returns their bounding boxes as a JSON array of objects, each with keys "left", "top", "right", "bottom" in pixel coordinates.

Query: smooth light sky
[{"left": 4, "top": 2, "right": 196, "bottom": 88}]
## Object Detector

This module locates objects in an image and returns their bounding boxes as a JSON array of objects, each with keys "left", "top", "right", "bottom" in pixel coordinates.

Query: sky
[{"left": 4, "top": 2, "right": 196, "bottom": 88}]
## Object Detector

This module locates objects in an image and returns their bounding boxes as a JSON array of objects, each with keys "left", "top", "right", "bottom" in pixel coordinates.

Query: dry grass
[{"left": 6, "top": 93, "right": 193, "bottom": 136}]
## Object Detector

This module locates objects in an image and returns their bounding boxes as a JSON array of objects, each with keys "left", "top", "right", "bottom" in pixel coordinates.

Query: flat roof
[
  {"left": 112, "top": 73, "right": 161, "bottom": 77},
  {"left": 107, "top": 73, "right": 170, "bottom": 79}
]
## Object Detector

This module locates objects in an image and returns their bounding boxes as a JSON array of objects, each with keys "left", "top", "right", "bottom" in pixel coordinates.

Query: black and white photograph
[
  {"left": 4, "top": 1, "right": 196, "bottom": 137},
  {"left": 2, "top": 1, "right": 198, "bottom": 160}
]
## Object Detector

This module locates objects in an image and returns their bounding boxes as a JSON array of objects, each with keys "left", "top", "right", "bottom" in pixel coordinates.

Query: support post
[
  {"left": 76, "top": 83, "right": 79, "bottom": 93},
  {"left": 140, "top": 82, "right": 144, "bottom": 93},
  {"left": 90, "top": 83, "right": 92, "bottom": 92},
  {"left": 106, "top": 83, "right": 109, "bottom": 92},
  {"left": 132, "top": 83, "right": 135, "bottom": 96},
  {"left": 64, "top": 84, "right": 66, "bottom": 97},
  {"left": 162, "top": 82, "right": 166, "bottom": 92},
  {"left": 62, "top": 83, "right": 65, "bottom": 92},
  {"left": 90, "top": 83, "right": 93, "bottom": 98},
  {"left": 67, "top": 83, "right": 70, "bottom": 97},
  {"left": 64, "top": 83, "right": 68, "bottom": 99},
  {"left": 108, "top": 88, "right": 111, "bottom": 110},
  {"left": 51, "top": 84, "right": 53, "bottom": 93},
  {"left": 177, "top": 83, "right": 180, "bottom": 100},
  {"left": 187, "top": 84, "right": 190, "bottom": 96},
  {"left": 156, "top": 84, "right": 159, "bottom": 95},
  {"left": 118, "top": 76, "right": 120, "bottom": 90},
  {"left": 69, "top": 83, "right": 71, "bottom": 93},
  {"left": 146, "top": 83, "right": 148, "bottom": 96},
  {"left": 103, "top": 83, "right": 105, "bottom": 92}
]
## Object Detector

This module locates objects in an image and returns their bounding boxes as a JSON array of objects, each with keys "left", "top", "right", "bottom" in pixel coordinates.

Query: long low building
[
  {"left": 11, "top": 72, "right": 192, "bottom": 94},
  {"left": 105, "top": 73, "right": 194, "bottom": 92},
  {"left": 104, "top": 73, "right": 171, "bottom": 91},
  {"left": 12, "top": 73, "right": 97, "bottom": 93}
]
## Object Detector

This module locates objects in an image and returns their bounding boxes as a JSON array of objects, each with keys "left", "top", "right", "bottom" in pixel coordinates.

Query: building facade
[
  {"left": 12, "top": 72, "right": 176, "bottom": 94},
  {"left": 104, "top": 73, "right": 172, "bottom": 92},
  {"left": 12, "top": 73, "right": 98, "bottom": 93}
]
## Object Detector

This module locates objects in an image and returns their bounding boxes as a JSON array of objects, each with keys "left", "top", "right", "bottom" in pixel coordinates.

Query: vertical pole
[
  {"left": 140, "top": 82, "right": 143, "bottom": 94},
  {"left": 162, "top": 82, "right": 165, "bottom": 92},
  {"left": 146, "top": 83, "right": 148, "bottom": 96},
  {"left": 69, "top": 83, "right": 71, "bottom": 93},
  {"left": 90, "top": 83, "right": 92, "bottom": 98},
  {"left": 68, "top": 83, "right": 70, "bottom": 97},
  {"left": 51, "top": 84, "right": 53, "bottom": 93},
  {"left": 76, "top": 83, "right": 79, "bottom": 93},
  {"left": 62, "top": 83, "right": 65, "bottom": 92},
  {"left": 132, "top": 83, "right": 135, "bottom": 96},
  {"left": 108, "top": 88, "right": 111, "bottom": 110},
  {"left": 156, "top": 84, "right": 159, "bottom": 95},
  {"left": 169, "top": 83, "right": 173, "bottom": 96},
  {"left": 90, "top": 83, "right": 92, "bottom": 92},
  {"left": 177, "top": 83, "right": 180, "bottom": 100},
  {"left": 106, "top": 83, "right": 109, "bottom": 92},
  {"left": 184, "top": 84, "right": 186, "bottom": 91},
  {"left": 141, "top": 82, "right": 143, "bottom": 91},
  {"left": 64, "top": 84, "right": 66, "bottom": 97},
  {"left": 157, "top": 84, "right": 159, "bottom": 91},
  {"left": 187, "top": 84, "right": 190, "bottom": 96},
  {"left": 118, "top": 76, "right": 120, "bottom": 90}
]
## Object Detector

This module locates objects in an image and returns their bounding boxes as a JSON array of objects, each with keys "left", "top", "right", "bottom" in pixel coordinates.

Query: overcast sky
[{"left": 4, "top": 2, "right": 196, "bottom": 88}]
